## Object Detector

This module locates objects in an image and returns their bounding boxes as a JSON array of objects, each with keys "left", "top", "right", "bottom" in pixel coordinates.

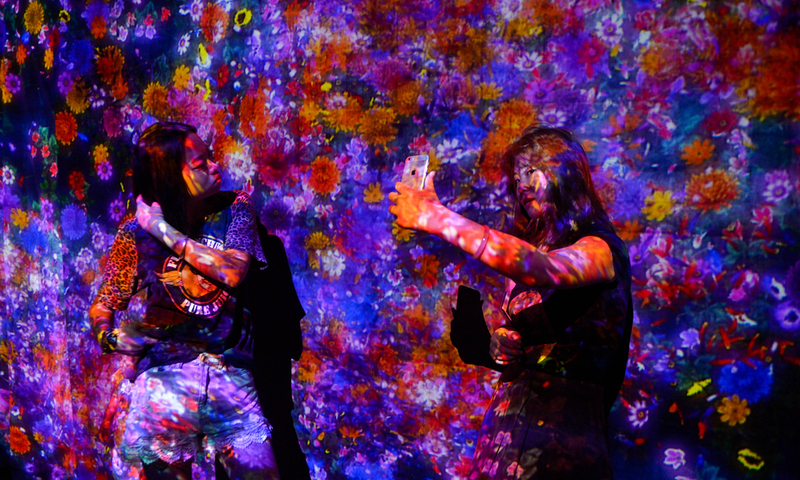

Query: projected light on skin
[
  {"left": 90, "top": 133, "right": 251, "bottom": 355},
  {"left": 389, "top": 134, "right": 615, "bottom": 365}
]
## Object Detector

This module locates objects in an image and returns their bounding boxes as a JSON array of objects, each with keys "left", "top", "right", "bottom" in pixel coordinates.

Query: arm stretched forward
[{"left": 389, "top": 172, "right": 615, "bottom": 289}]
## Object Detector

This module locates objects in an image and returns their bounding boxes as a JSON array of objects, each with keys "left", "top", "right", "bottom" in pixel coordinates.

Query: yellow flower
[
  {"left": 392, "top": 221, "right": 415, "bottom": 242},
  {"left": 24, "top": 1, "right": 45, "bottom": 35},
  {"left": 359, "top": 107, "right": 397, "bottom": 146},
  {"left": 642, "top": 190, "right": 676, "bottom": 221},
  {"left": 681, "top": 138, "right": 715, "bottom": 166},
  {"left": 173, "top": 65, "right": 191, "bottom": 90},
  {"left": 717, "top": 394, "right": 750, "bottom": 426},
  {"left": 305, "top": 232, "right": 330, "bottom": 251},
  {"left": 10, "top": 209, "right": 29, "bottom": 229},
  {"left": 477, "top": 82, "right": 503, "bottom": 100},
  {"left": 66, "top": 80, "right": 90, "bottom": 114},
  {"left": 142, "top": 82, "right": 171, "bottom": 117},
  {"left": 300, "top": 100, "right": 322, "bottom": 125},
  {"left": 363, "top": 183, "right": 384, "bottom": 204},
  {"left": 234, "top": 8, "right": 252, "bottom": 27},
  {"left": 737, "top": 449, "right": 764, "bottom": 470},
  {"left": 93, "top": 144, "right": 109, "bottom": 165},
  {"left": 44, "top": 49, "right": 53, "bottom": 70}
]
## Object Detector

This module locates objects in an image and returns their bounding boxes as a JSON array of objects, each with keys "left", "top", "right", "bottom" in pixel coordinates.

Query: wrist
[{"left": 100, "top": 328, "right": 119, "bottom": 354}]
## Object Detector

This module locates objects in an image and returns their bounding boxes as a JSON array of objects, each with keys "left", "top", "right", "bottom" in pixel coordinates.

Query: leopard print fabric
[
  {"left": 96, "top": 220, "right": 138, "bottom": 311},
  {"left": 227, "top": 191, "right": 267, "bottom": 265}
]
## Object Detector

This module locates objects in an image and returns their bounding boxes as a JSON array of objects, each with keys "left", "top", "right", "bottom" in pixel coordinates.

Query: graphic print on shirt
[{"left": 158, "top": 235, "right": 230, "bottom": 318}]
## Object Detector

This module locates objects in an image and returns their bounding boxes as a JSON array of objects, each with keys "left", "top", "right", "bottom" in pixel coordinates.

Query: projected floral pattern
[{"left": 1, "top": 0, "right": 799, "bottom": 479}]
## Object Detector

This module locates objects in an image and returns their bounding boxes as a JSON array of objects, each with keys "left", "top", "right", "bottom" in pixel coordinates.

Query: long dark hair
[
  {"left": 500, "top": 125, "right": 614, "bottom": 249},
  {"left": 133, "top": 122, "right": 197, "bottom": 234}
]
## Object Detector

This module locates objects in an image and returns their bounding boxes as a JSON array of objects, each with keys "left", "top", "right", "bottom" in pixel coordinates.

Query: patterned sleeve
[
  {"left": 226, "top": 191, "right": 268, "bottom": 265},
  {"left": 95, "top": 221, "right": 138, "bottom": 311}
]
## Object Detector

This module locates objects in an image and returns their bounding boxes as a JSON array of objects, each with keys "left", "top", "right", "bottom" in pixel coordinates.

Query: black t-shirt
[{"left": 95, "top": 191, "right": 267, "bottom": 377}]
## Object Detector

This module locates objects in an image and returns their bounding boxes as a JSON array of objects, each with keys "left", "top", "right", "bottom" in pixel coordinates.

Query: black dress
[{"left": 469, "top": 225, "right": 633, "bottom": 480}]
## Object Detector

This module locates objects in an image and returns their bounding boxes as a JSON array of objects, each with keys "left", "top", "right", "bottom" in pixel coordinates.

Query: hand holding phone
[{"left": 401, "top": 155, "right": 429, "bottom": 190}]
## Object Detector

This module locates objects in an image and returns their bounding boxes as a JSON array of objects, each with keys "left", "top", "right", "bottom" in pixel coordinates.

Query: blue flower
[
  {"left": 716, "top": 360, "right": 772, "bottom": 403},
  {"left": 19, "top": 224, "right": 49, "bottom": 254},
  {"left": 61, "top": 204, "right": 87, "bottom": 241}
]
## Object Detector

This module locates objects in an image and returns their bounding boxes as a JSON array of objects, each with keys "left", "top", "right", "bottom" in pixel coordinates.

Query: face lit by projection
[
  {"left": 513, "top": 154, "right": 552, "bottom": 221},
  {"left": 182, "top": 133, "right": 221, "bottom": 200}
]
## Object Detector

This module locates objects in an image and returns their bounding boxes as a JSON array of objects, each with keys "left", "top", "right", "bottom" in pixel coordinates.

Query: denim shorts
[{"left": 119, "top": 353, "right": 272, "bottom": 465}]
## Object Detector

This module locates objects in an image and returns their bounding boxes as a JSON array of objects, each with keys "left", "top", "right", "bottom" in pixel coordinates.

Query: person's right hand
[
  {"left": 114, "top": 322, "right": 164, "bottom": 356},
  {"left": 490, "top": 327, "right": 524, "bottom": 365},
  {"left": 388, "top": 171, "right": 444, "bottom": 233}
]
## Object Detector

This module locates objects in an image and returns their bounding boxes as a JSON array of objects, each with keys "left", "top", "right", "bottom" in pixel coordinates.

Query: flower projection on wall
[{"left": 1, "top": 0, "right": 799, "bottom": 478}]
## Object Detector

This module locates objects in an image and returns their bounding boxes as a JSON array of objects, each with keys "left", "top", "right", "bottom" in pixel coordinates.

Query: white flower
[
  {"left": 224, "top": 147, "right": 255, "bottom": 185},
  {"left": 596, "top": 13, "right": 624, "bottom": 45},
  {"left": 627, "top": 400, "right": 649, "bottom": 428},
  {"left": 321, "top": 249, "right": 346, "bottom": 278},
  {"left": 2, "top": 165, "right": 15, "bottom": 185},
  {"left": 178, "top": 33, "right": 192, "bottom": 55},
  {"left": 763, "top": 170, "right": 792, "bottom": 203},
  {"left": 435, "top": 137, "right": 469, "bottom": 164},
  {"left": 514, "top": 51, "right": 542, "bottom": 72}
]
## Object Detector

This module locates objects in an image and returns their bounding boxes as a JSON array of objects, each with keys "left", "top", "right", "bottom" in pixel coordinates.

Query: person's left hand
[
  {"left": 490, "top": 326, "right": 524, "bottom": 365},
  {"left": 136, "top": 195, "right": 165, "bottom": 236},
  {"left": 388, "top": 171, "right": 443, "bottom": 233}
]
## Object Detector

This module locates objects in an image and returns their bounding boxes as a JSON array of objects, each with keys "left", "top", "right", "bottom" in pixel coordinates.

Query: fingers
[
  {"left": 424, "top": 171, "right": 437, "bottom": 191},
  {"left": 490, "top": 328, "right": 523, "bottom": 364}
]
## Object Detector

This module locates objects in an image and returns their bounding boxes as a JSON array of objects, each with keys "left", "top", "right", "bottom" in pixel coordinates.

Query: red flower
[
  {"left": 217, "top": 64, "right": 230, "bottom": 85},
  {"left": 634, "top": 10, "right": 656, "bottom": 31},
  {"left": 703, "top": 110, "right": 736, "bottom": 136},
  {"left": 161, "top": 7, "right": 170, "bottom": 21},
  {"left": 577, "top": 36, "right": 606, "bottom": 79},
  {"left": 69, "top": 171, "right": 86, "bottom": 200}
]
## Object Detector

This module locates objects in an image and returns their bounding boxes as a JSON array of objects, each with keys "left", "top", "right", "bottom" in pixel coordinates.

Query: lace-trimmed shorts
[{"left": 119, "top": 353, "right": 272, "bottom": 466}]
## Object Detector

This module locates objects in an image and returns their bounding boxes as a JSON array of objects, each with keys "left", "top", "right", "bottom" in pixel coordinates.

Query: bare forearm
[
  {"left": 431, "top": 206, "right": 613, "bottom": 288},
  {"left": 90, "top": 301, "right": 115, "bottom": 344}
]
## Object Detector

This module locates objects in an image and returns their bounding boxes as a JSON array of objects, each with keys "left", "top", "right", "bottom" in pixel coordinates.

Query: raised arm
[
  {"left": 136, "top": 195, "right": 250, "bottom": 289},
  {"left": 389, "top": 172, "right": 615, "bottom": 289}
]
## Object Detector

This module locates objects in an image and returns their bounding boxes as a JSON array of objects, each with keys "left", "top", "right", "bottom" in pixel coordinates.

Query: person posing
[
  {"left": 89, "top": 122, "right": 280, "bottom": 480},
  {"left": 389, "top": 126, "right": 632, "bottom": 479}
]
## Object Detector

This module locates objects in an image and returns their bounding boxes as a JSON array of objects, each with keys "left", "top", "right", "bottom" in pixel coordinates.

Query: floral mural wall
[{"left": 1, "top": 0, "right": 800, "bottom": 478}]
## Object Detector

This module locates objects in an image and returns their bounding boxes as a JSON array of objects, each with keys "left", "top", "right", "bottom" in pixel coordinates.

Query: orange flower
[
  {"left": 97, "top": 46, "right": 124, "bottom": 86},
  {"left": 309, "top": 156, "right": 340, "bottom": 195},
  {"left": 389, "top": 80, "right": 423, "bottom": 117},
  {"left": 482, "top": 99, "right": 537, "bottom": 182},
  {"left": 9, "top": 426, "right": 31, "bottom": 455},
  {"left": 359, "top": 107, "right": 397, "bottom": 146},
  {"left": 200, "top": 2, "right": 229, "bottom": 43},
  {"left": 717, "top": 394, "right": 750, "bottom": 426},
  {"left": 239, "top": 87, "right": 270, "bottom": 139},
  {"left": 90, "top": 15, "right": 107, "bottom": 39},
  {"left": 682, "top": 138, "right": 715, "bottom": 165},
  {"left": 16, "top": 44, "right": 27, "bottom": 66},
  {"left": 615, "top": 219, "right": 644, "bottom": 241},
  {"left": 55, "top": 111, "right": 78, "bottom": 145},
  {"left": 323, "top": 93, "right": 363, "bottom": 133},
  {"left": 685, "top": 168, "right": 740, "bottom": 212},
  {"left": 142, "top": 82, "right": 171, "bottom": 118}
]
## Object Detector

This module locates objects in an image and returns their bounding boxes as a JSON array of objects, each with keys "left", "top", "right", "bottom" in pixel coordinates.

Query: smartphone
[{"left": 401, "top": 154, "right": 429, "bottom": 190}]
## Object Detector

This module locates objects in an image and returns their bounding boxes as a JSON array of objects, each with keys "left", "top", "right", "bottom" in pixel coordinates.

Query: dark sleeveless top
[{"left": 506, "top": 224, "right": 633, "bottom": 415}]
